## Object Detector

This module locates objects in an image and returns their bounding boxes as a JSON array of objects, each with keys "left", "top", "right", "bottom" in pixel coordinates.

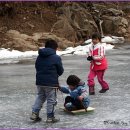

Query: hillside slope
[{"left": 0, "top": 2, "right": 130, "bottom": 51}]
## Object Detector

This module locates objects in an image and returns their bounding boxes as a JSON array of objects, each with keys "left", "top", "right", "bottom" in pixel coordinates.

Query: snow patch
[{"left": 0, "top": 43, "right": 114, "bottom": 64}]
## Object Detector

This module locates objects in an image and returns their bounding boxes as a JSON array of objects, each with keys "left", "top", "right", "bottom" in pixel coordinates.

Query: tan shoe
[
  {"left": 46, "top": 117, "right": 60, "bottom": 123},
  {"left": 30, "top": 112, "right": 42, "bottom": 122}
]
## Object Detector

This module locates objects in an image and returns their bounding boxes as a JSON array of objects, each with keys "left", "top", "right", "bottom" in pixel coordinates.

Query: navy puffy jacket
[{"left": 35, "top": 48, "right": 64, "bottom": 87}]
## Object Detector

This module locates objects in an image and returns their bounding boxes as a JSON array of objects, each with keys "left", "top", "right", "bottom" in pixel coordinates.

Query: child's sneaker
[
  {"left": 99, "top": 88, "right": 109, "bottom": 93},
  {"left": 46, "top": 117, "right": 60, "bottom": 123},
  {"left": 30, "top": 112, "right": 42, "bottom": 122}
]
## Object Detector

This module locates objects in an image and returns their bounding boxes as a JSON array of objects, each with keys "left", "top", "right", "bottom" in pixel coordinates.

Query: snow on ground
[
  {"left": 0, "top": 48, "right": 38, "bottom": 59},
  {"left": 0, "top": 43, "right": 114, "bottom": 62},
  {"left": 0, "top": 35, "right": 125, "bottom": 64},
  {"left": 84, "top": 36, "right": 125, "bottom": 45}
]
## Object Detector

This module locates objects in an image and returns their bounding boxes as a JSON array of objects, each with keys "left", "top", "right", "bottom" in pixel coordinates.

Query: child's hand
[
  {"left": 57, "top": 85, "right": 61, "bottom": 90},
  {"left": 78, "top": 96, "right": 84, "bottom": 101},
  {"left": 87, "top": 56, "right": 93, "bottom": 61}
]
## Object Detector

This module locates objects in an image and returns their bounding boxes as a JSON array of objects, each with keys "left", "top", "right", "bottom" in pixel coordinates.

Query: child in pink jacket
[{"left": 87, "top": 33, "right": 109, "bottom": 95}]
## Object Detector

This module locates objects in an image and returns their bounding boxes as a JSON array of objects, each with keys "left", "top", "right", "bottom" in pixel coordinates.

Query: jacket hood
[{"left": 38, "top": 48, "right": 56, "bottom": 57}]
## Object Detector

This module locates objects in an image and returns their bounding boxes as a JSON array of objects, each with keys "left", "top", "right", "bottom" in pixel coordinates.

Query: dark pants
[{"left": 64, "top": 96, "right": 84, "bottom": 111}]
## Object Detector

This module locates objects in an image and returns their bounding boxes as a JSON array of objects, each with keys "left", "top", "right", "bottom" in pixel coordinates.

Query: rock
[
  {"left": 32, "top": 32, "right": 75, "bottom": 49},
  {"left": 102, "top": 16, "right": 128, "bottom": 37},
  {"left": 5, "top": 30, "right": 76, "bottom": 51},
  {"left": 6, "top": 38, "right": 38, "bottom": 51},
  {"left": 6, "top": 30, "right": 38, "bottom": 51},
  {"left": 102, "top": 8, "right": 124, "bottom": 16},
  {"left": 1, "top": 2, "right": 130, "bottom": 51},
  {"left": 6, "top": 30, "right": 32, "bottom": 40},
  {"left": 51, "top": 3, "right": 98, "bottom": 42},
  {"left": 6, "top": 30, "right": 20, "bottom": 37},
  {"left": 51, "top": 15, "right": 78, "bottom": 42}
]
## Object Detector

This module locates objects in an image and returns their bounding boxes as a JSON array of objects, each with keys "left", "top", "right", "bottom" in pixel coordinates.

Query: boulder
[
  {"left": 32, "top": 32, "right": 75, "bottom": 49},
  {"left": 5, "top": 30, "right": 76, "bottom": 51},
  {"left": 6, "top": 30, "right": 38, "bottom": 51},
  {"left": 102, "top": 16, "right": 128, "bottom": 37},
  {"left": 51, "top": 3, "right": 98, "bottom": 42}
]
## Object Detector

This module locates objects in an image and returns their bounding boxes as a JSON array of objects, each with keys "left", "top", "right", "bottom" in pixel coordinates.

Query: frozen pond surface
[{"left": 0, "top": 45, "right": 130, "bottom": 129}]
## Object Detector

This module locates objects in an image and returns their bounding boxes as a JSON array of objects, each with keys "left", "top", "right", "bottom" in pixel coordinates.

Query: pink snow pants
[{"left": 87, "top": 69, "right": 109, "bottom": 89}]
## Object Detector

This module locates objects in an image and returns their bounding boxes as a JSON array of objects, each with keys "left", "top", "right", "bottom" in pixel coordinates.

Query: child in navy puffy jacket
[
  {"left": 30, "top": 39, "right": 64, "bottom": 123},
  {"left": 59, "top": 75, "right": 90, "bottom": 111}
]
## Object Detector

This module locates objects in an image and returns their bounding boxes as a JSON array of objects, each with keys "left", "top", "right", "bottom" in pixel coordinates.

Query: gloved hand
[{"left": 87, "top": 56, "right": 93, "bottom": 61}]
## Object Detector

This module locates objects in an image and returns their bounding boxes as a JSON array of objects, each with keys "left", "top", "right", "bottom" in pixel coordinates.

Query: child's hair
[
  {"left": 45, "top": 39, "right": 58, "bottom": 50},
  {"left": 92, "top": 33, "right": 101, "bottom": 41},
  {"left": 66, "top": 75, "right": 80, "bottom": 86}
]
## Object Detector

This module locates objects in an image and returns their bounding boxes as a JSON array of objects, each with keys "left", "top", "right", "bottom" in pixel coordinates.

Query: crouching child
[{"left": 59, "top": 75, "right": 90, "bottom": 111}]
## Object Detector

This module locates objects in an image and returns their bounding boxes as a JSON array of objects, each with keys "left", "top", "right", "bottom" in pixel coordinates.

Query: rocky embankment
[{"left": 0, "top": 2, "right": 130, "bottom": 51}]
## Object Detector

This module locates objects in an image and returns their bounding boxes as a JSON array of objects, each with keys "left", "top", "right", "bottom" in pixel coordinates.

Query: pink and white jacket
[{"left": 88, "top": 42, "right": 108, "bottom": 71}]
